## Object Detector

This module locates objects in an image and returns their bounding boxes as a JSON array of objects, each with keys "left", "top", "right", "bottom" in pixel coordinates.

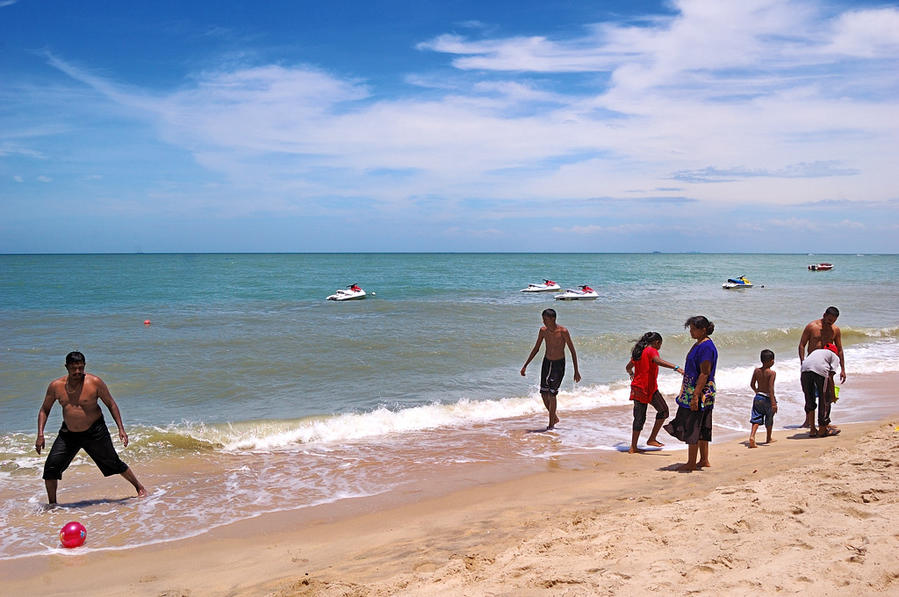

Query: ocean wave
[
  {"left": 102, "top": 337, "right": 897, "bottom": 453},
  {"left": 5, "top": 338, "right": 897, "bottom": 459}
]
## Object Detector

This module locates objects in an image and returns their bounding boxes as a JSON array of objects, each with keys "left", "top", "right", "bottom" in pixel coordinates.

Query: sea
[{"left": 1, "top": 252, "right": 897, "bottom": 559}]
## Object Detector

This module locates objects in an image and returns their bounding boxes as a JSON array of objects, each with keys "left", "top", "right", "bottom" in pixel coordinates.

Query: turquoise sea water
[{"left": 1, "top": 253, "right": 897, "bottom": 558}]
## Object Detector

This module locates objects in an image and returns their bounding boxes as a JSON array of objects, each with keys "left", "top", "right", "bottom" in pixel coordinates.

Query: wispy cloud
[
  {"left": 672, "top": 161, "right": 860, "bottom": 183},
  {"left": 5, "top": 0, "right": 898, "bottom": 251},
  {"left": 33, "top": 2, "right": 897, "bottom": 214},
  {"left": 0, "top": 141, "right": 46, "bottom": 159}
]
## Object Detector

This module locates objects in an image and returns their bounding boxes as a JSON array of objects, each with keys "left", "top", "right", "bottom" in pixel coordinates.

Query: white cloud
[
  {"left": 13, "top": 175, "right": 24, "bottom": 182},
  {"left": 36, "top": 175, "right": 52, "bottom": 182},
  {"left": 826, "top": 8, "right": 899, "bottom": 57},
  {"left": 34, "top": 1, "right": 899, "bottom": 217},
  {"left": 0, "top": 142, "right": 46, "bottom": 159}
]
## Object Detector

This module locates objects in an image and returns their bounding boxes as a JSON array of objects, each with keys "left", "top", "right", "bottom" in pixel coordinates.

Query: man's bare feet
[
  {"left": 551, "top": 415, "right": 560, "bottom": 426},
  {"left": 698, "top": 460, "right": 711, "bottom": 468},
  {"left": 748, "top": 438, "right": 757, "bottom": 448},
  {"left": 137, "top": 488, "right": 148, "bottom": 498},
  {"left": 766, "top": 438, "right": 776, "bottom": 444},
  {"left": 647, "top": 439, "right": 664, "bottom": 447},
  {"left": 809, "top": 427, "right": 818, "bottom": 437}
]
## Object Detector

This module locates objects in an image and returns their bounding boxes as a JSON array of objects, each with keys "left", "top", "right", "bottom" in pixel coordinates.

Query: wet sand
[{"left": 3, "top": 372, "right": 898, "bottom": 596}]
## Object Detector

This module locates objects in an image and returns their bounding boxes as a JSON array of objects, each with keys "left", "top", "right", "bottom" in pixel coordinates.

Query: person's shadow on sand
[
  {"left": 786, "top": 432, "right": 818, "bottom": 440},
  {"left": 44, "top": 496, "right": 135, "bottom": 510},
  {"left": 658, "top": 462, "right": 704, "bottom": 473},
  {"left": 613, "top": 443, "right": 664, "bottom": 454}
]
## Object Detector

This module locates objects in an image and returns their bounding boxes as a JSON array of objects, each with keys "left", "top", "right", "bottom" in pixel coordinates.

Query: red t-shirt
[{"left": 630, "top": 346, "right": 659, "bottom": 404}]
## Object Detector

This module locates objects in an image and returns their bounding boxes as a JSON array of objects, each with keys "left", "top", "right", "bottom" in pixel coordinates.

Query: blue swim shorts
[{"left": 749, "top": 393, "right": 774, "bottom": 427}]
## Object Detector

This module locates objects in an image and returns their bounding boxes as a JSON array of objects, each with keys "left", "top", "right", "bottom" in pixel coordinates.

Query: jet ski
[
  {"left": 722, "top": 276, "right": 752, "bottom": 289},
  {"left": 327, "top": 284, "right": 367, "bottom": 301},
  {"left": 520, "top": 279, "right": 562, "bottom": 293},
  {"left": 554, "top": 285, "right": 598, "bottom": 300}
]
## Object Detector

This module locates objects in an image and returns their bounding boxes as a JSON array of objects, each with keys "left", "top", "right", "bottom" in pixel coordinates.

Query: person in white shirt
[{"left": 800, "top": 344, "right": 841, "bottom": 437}]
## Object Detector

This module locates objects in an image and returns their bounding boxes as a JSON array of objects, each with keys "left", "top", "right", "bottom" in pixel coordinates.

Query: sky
[{"left": 1, "top": 0, "right": 898, "bottom": 253}]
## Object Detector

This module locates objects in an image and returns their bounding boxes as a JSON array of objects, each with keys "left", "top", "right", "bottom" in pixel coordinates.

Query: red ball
[{"left": 59, "top": 521, "right": 86, "bottom": 548}]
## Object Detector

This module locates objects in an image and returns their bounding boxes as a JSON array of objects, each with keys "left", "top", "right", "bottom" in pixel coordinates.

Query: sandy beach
[{"left": 3, "top": 372, "right": 898, "bottom": 597}]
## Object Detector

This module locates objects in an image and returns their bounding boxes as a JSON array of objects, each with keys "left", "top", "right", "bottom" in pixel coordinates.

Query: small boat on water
[
  {"left": 520, "top": 279, "right": 561, "bottom": 293},
  {"left": 722, "top": 275, "right": 752, "bottom": 289},
  {"left": 555, "top": 285, "right": 598, "bottom": 300},
  {"left": 808, "top": 263, "right": 833, "bottom": 271},
  {"left": 327, "top": 284, "right": 367, "bottom": 301}
]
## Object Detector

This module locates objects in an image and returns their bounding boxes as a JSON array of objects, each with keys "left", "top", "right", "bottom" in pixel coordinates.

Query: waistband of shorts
[
  {"left": 542, "top": 357, "right": 565, "bottom": 363},
  {"left": 754, "top": 392, "right": 769, "bottom": 399},
  {"left": 60, "top": 415, "right": 106, "bottom": 433}
]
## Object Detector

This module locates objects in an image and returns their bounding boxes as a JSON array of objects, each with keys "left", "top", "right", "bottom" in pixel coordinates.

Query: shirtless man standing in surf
[
  {"left": 36, "top": 351, "right": 147, "bottom": 504},
  {"left": 797, "top": 306, "right": 846, "bottom": 428},
  {"left": 521, "top": 308, "right": 581, "bottom": 430}
]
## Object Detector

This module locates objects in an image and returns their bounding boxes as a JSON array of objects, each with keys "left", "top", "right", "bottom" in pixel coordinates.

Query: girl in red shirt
[{"left": 626, "top": 332, "right": 683, "bottom": 453}]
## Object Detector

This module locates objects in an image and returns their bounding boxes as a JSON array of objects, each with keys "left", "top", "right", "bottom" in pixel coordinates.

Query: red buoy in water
[
  {"left": 143, "top": 320, "right": 151, "bottom": 326},
  {"left": 59, "top": 521, "right": 87, "bottom": 548}
]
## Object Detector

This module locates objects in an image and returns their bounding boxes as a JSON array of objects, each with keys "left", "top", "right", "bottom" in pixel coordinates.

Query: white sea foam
[{"left": 151, "top": 339, "right": 899, "bottom": 453}]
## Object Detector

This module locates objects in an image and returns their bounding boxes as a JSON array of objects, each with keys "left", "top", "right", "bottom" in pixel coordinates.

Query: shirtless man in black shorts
[
  {"left": 520, "top": 309, "right": 581, "bottom": 430},
  {"left": 35, "top": 351, "right": 147, "bottom": 504}
]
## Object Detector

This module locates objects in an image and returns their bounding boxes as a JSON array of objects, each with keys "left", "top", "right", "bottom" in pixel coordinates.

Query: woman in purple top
[{"left": 664, "top": 316, "right": 718, "bottom": 472}]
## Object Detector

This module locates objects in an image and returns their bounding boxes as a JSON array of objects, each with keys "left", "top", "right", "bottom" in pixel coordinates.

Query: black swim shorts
[
  {"left": 800, "top": 370, "right": 825, "bottom": 413},
  {"left": 42, "top": 416, "right": 129, "bottom": 480},
  {"left": 540, "top": 357, "right": 566, "bottom": 395}
]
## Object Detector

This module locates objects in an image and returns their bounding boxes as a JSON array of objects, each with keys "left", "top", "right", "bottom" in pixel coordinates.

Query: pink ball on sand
[{"left": 59, "top": 521, "right": 87, "bottom": 548}]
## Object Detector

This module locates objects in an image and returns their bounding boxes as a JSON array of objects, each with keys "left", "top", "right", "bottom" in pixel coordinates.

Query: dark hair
[
  {"left": 760, "top": 349, "right": 774, "bottom": 363},
  {"left": 684, "top": 315, "right": 715, "bottom": 335},
  {"left": 631, "top": 332, "right": 662, "bottom": 362},
  {"left": 542, "top": 308, "right": 557, "bottom": 319},
  {"left": 65, "top": 351, "right": 85, "bottom": 366},
  {"left": 824, "top": 306, "right": 840, "bottom": 318}
]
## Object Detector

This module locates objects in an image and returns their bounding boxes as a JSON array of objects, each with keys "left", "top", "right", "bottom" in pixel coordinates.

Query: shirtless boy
[
  {"left": 748, "top": 349, "right": 777, "bottom": 448},
  {"left": 35, "top": 351, "right": 147, "bottom": 504},
  {"left": 520, "top": 309, "right": 581, "bottom": 430},
  {"left": 798, "top": 306, "right": 846, "bottom": 427}
]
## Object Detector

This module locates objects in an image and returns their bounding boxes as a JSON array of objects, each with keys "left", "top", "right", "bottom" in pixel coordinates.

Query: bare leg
[
  {"left": 800, "top": 410, "right": 814, "bottom": 428},
  {"left": 44, "top": 479, "right": 58, "bottom": 504},
  {"left": 678, "top": 444, "right": 699, "bottom": 471},
  {"left": 120, "top": 467, "right": 148, "bottom": 498},
  {"left": 698, "top": 440, "right": 710, "bottom": 467},
  {"left": 765, "top": 426, "right": 775, "bottom": 444},
  {"left": 749, "top": 423, "right": 759, "bottom": 448},
  {"left": 629, "top": 429, "right": 642, "bottom": 453},
  {"left": 646, "top": 418, "right": 665, "bottom": 447},
  {"left": 541, "top": 392, "right": 559, "bottom": 429}
]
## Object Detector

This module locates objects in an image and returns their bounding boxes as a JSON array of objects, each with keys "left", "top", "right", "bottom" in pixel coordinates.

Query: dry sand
[{"left": 3, "top": 373, "right": 898, "bottom": 597}]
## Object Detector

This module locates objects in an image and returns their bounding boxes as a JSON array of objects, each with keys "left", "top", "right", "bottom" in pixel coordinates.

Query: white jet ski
[
  {"left": 520, "top": 279, "right": 561, "bottom": 293},
  {"left": 327, "top": 284, "right": 367, "bottom": 301},
  {"left": 722, "top": 275, "right": 752, "bottom": 289},
  {"left": 554, "top": 285, "right": 598, "bottom": 300}
]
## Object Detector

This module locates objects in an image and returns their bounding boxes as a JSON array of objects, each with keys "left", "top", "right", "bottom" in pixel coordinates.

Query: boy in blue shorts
[{"left": 748, "top": 349, "right": 777, "bottom": 448}]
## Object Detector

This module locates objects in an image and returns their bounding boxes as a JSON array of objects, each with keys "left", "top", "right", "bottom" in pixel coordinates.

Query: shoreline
[{"left": 3, "top": 372, "right": 898, "bottom": 596}]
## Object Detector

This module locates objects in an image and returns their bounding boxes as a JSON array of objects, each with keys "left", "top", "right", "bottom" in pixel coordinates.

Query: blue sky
[{"left": 2, "top": 0, "right": 898, "bottom": 253}]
